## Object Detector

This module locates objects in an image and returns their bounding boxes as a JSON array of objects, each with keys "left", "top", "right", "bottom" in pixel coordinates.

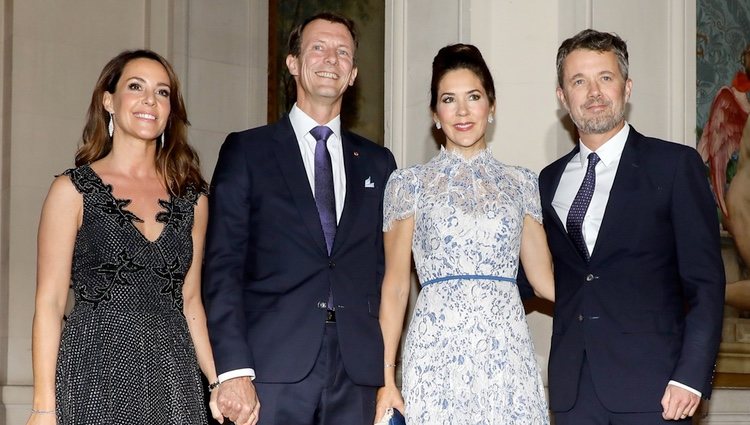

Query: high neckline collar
[{"left": 439, "top": 145, "right": 493, "bottom": 164}]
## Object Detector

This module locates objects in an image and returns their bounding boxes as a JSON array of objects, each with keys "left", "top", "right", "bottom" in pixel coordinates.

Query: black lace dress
[{"left": 55, "top": 165, "right": 208, "bottom": 424}]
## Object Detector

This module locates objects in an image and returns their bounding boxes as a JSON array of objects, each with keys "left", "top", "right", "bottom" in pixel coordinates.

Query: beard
[{"left": 571, "top": 98, "right": 626, "bottom": 135}]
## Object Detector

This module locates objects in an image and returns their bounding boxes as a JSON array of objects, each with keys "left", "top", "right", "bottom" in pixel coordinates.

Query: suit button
[
  {"left": 578, "top": 314, "right": 584, "bottom": 322},
  {"left": 317, "top": 301, "right": 327, "bottom": 309},
  {"left": 586, "top": 274, "right": 595, "bottom": 282},
  {"left": 329, "top": 261, "right": 335, "bottom": 269}
]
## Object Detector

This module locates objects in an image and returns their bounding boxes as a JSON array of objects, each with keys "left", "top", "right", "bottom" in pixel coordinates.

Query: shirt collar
[
  {"left": 577, "top": 122, "right": 630, "bottom": 168},
  {"left": 289, "top": 104, "right": 342, "bottom": 142}
]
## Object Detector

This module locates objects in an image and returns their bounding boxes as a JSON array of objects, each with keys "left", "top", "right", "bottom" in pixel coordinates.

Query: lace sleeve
[
  {"left": 519, "top": 167, "right": 542, "bottom": 224},
  {"left": 383, "top": 168, "right": 418, "bottom": 231}
]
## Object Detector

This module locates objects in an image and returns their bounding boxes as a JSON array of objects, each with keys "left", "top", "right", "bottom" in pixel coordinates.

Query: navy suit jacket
[
  {"left": 534, "top": 126, "right": 725, "bottom": 412},
  {"left": 203, "top": 116, "right": 396, "bottom": 386}
]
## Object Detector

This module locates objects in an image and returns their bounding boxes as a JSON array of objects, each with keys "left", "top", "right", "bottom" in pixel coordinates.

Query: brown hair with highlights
[{"left": 77, "top": 49, "right": 206, "bottom": 196}]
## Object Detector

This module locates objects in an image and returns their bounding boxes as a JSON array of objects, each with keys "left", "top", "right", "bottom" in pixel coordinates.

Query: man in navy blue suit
[
  {"left": 203, "top": 12, "right": 396, "bottom": 425},
  {"left": 540, "top": 29, "right": 725, "bottom": 424}
]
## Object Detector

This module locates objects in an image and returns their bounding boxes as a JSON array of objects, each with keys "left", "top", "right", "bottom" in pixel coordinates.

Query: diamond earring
[
  {"left": 108, "top": 113, "right": 114, "bottom": 137},
  {"left": 435, "top": 121, "right": 442, "bottom": 130}
]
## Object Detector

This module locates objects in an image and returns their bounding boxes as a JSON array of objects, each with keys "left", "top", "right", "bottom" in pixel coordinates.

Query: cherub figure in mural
[
  {"left": 723, "top": 116, "right": 750, "bottom": 311},
  {"left": 698, "top": 44, "right": 750, "bottom": 310}
]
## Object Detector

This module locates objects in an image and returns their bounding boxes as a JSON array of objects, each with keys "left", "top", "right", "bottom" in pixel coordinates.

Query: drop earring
[
  {"left": 108, "top": 113, "right": 114, "bottom": 137},
  {"left": 435, "top": 121, "right": 442, "bottom": 130},
  {"left": 160, "top": 132, "right": 165, "bottom": 149}
]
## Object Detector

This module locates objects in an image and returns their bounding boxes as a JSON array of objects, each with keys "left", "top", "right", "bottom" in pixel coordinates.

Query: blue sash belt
[{"left": 421, "top": 274, "right": 516, "bottom": 287}]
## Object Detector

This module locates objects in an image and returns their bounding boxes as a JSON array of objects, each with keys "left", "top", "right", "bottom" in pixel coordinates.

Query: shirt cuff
[
  {"left": 218, "top": 368, "right": 256, "bottom": 383},
  {"left": 668, "top": 380, "right": 701, "bottom": 398}
]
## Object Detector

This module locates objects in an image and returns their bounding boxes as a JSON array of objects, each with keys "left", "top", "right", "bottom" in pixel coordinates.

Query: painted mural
[{"left": 697, "top": 0, "right": 750, "bottom": 386}]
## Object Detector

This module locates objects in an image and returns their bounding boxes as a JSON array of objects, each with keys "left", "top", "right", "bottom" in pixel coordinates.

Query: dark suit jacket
[
  {"left": 203, "top": 116, "right": 397, "bottom": 386},
  {"left": 537, "top": 126, "right": 725, "bottom": 412}
]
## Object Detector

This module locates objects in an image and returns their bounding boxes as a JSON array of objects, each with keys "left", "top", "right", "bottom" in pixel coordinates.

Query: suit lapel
[
  {"left": 332, "top": 134, "right": 362, "bottom": 255},
  {"left": 544, "top": 148, "right": 578, "bottom": 236},
  {"left": 589, "top": 131, "right": 641, "bottom": 263},
  {"left": 272, "top": 116, "right": 328, "bottom": 255}
]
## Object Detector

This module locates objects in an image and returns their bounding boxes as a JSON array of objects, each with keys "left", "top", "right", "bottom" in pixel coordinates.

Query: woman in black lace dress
[{"left": 28, "top": 50, "right": 222, "bottom": 424}]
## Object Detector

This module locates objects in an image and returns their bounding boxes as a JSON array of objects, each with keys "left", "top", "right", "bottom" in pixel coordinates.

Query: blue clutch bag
[{"left": 376, "top": 407, "right": 406, "bottom": 425}]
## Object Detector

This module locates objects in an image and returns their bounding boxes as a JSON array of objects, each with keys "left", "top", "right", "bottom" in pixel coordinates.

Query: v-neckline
[{"left": 85, "top": 164, "right": 171, "bottom": 244}]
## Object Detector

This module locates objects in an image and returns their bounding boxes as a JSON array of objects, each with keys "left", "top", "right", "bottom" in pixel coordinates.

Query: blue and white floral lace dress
[{"left": 383, "top": 148, "right": 549, "bottom": 424}]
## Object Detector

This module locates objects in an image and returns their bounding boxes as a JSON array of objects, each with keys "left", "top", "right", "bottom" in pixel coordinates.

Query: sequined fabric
[
  {"left": 383, "top": 148, "right": 549, "bottom": 424},
  {"left": 55, "top": 165, "right": 208, "bottom": 424}
]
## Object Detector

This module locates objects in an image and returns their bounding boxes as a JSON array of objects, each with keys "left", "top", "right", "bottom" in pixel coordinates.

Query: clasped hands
[{"left": 213, "top": 377, "right": 260, "bottom": 425}]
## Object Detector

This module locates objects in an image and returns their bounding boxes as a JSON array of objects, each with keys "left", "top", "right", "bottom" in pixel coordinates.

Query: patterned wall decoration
[
  {"left": 697, "top": 1, "right": 750, "bottom": 138},
  {"left": 696, "top": 0, "right": 750, "bottom": 218}
]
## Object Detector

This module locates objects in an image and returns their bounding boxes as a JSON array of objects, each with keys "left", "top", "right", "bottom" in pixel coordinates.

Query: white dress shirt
[
  {"left": 551, "top": 122, "right": 700, "bottom": 398},
  {"left": 552, "top": 124, "right": 629, "bottom": 255},
  {"left": 290, "top": 104, "right": 347, "bottom": 222},
  {"left": 218, "top": 105, "right": 347, "bottom": 384}
]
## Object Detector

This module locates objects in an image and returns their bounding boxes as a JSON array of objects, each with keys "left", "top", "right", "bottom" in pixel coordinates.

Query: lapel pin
[{"left": 353, "top": 151, "right": 359, "bottom": 157}]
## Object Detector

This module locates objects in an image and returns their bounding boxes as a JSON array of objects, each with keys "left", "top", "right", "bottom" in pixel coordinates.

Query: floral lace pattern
[{"left": 383, "top": 148, "right": 549, "bottom": 424}]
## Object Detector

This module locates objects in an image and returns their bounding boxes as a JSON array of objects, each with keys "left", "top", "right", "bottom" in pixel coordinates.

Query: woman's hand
[
  {"left": 374, "top": 384, "right": 405, "bottom": 424},
  {"left": 209, "top": 385, "right": 224, "bottom": 423},
  {"left": 25, "top": 411, "right": 57, "bottom": 425}
]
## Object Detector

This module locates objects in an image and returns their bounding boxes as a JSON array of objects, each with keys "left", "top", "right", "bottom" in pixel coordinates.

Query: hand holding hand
[
  {"left": 209, "top": 384, "right": 224, "bottom": 423},
  {"left": 217, "top": 377, "right": 260, "bottom": 425}
]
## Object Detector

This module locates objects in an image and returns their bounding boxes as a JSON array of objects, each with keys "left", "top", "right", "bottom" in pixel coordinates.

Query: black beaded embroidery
[{"left": 54, "top": 165, "right": 208, "bottom": 424}]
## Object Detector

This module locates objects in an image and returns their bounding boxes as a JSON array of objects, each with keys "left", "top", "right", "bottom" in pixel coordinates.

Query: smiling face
[
  {"left": 557, "top": 49, "right": 632, "bottom": 141},
  {"left": 103, "top": 58, "right": 171, "bottom": 144},
  {"left": 434, "top": 68, "right": 494, "bottom": 157},
  {"left": 285, "top": 19, "right": 358, "bottom": 112}
]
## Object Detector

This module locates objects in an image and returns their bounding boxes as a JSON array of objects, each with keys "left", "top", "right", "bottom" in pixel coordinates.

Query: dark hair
[
  {"left": 287, "top": 12, "right": 358, "bottom": 59},
  {"left": 430, "top": 44, "right": 496, "bottom": 112},
  {"left": 77, "top": 49, "right": 206, "bottom": 196},
  {"left": 556, "top": 29, "right": 629, "bottom": 87}
]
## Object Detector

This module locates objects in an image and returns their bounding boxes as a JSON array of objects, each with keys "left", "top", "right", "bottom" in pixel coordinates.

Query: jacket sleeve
[
  {"left": 202, "top": 132, "right": 255, "bottom": 374},
  {"left": 668, "top": 147, "right": 725, "bottom": 398}
]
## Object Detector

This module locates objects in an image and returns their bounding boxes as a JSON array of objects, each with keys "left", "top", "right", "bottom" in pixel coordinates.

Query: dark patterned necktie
[
  {"left": 311, "top": 125, "right": 336, "bottom": 255},
  {"left": 567, "top": 152, "right": 600, "bottom": 261}
]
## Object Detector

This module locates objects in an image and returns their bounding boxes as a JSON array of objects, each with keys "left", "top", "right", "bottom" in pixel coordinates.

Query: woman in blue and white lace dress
[{"left": 375, "top": 44, "right": 555, "bottom": 424}]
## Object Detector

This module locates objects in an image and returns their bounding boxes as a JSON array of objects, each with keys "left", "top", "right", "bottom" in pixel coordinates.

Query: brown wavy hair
[{"left": 77, "top": 49, "right": 206, "bottom": 196}]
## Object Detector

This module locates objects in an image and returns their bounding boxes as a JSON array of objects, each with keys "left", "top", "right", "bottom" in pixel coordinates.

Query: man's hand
[
  {"left": 216, "top": 377, "right": 260, "bottom": 425},
  {"left": 661, "top": 384, "right": 700, "bottom": 421}
]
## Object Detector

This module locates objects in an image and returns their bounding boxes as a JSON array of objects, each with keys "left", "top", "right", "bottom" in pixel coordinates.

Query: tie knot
[
  {"left": 310, "top": 126, "right": 333, "bottom": 143},
  {"left": 587, "top": 152, "right": 600, "bottom": 168}
]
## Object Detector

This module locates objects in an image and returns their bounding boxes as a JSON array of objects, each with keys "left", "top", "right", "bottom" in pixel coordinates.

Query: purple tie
[
  {"left": 311, "top": 125, "right": 336, "bottom": 255},
  {"left": 567, "top": 152, "right": 600, "bottom": 261}
]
